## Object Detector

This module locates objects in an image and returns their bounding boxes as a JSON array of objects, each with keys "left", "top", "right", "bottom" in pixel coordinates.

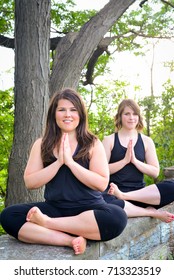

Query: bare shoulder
[
  {"left": 102, "top": 133, "right": 115, "bottom": 144},
  {"left": 93, "top": 138, "right": 103, "bottom": 148},
  {"left": 89, "top": 138, "right": 104, "bottom": 158},
  {"left": 91, "top": 138, "right": 109, "bottom": 154},
  {"left": 102, "top": 133, "right": 115, "bottom": 149},
  {"left": 31, "top": 138, "right": 43, "bottom": 150},
  {"left": 141, "top": 133, "right": 155, "bottom": 149}
]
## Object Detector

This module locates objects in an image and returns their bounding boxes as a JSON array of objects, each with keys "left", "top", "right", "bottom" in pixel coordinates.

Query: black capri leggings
[
  {"left": 156, "top": 179, "right": 174, "bottom": 208},
  {"left": 0, "top": 200, "right": 127, "bottom": 241},
  {"left": 131, "top": 180, "right": 174, "bottom": 209},
  {"left": 103, "top": 179, "right": 174, "bottom": 209}
]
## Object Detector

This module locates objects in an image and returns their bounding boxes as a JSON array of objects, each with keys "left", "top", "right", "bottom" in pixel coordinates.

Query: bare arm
[
  {"left": 64, "top": 134, "right": 109, "bottom": 192},
  {"left": 131, "top": 135, "right": 159, "bottom": 178},
  {"left": 24, "top": 138, "right": 63, "bottom": 189},
  {"left": 102, "top": 133, "right": 159, "bottom": 179}
]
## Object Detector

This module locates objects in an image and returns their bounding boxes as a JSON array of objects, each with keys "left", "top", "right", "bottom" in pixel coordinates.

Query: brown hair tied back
[{"left": 114, "top": 99, "right": 144, "bottom": 131}]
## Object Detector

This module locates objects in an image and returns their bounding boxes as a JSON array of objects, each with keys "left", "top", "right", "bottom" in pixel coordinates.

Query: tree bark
[{"left": 5, "top": 0, "right": 50, "bottom": 205}]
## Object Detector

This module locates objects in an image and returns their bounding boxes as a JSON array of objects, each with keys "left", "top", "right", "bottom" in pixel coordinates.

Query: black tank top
[
  {"left": 109, "top": 133, "right": 146, "bottom": 191},
  {"left": 44, "top": 145, "right": 105, "bottom": 208}
]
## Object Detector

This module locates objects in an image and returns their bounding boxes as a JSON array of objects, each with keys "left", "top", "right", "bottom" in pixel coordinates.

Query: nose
[
  {"left": 129, "top": 113, "right": 134, "bottom": 119},
  {"left": 65, "top": 109, "right": 71, "bottom": 117}
]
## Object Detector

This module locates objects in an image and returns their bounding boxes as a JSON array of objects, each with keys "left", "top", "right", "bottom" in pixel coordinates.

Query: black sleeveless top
[
  {"left": 44, "top": 145, "right": 105, "bottom": 208},
  {"left": 109, "top": 133, "right": 146, "bottom": 191}
]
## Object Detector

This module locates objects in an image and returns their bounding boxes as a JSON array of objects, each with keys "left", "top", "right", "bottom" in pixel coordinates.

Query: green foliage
[
  {"left": 138, "top": 95, "right": 159, "bottom": 136},
  {"left": 110, "top": 0, "right": 174, "bottom": 55},
  {"left": 138, "top": 79, "right": 174, "bottom": 181},
  {"left": 0, "top": 89, "right": 14, "bottom": 199},
  {"left": 79, "top": 80, "right": 129, "bottom": 140},
  {"left": 0, "top": 88, "right": 14, "bottom": 234},
  {"left": 51, "top": 0, "right": 96, "bottom": 34},
  {"left": 0, "top": 198, "right": 5, "bottom": 235},
  {"left": 0, "top": 0, "right": 14, "bottom": 35},
  {"left": 152, "top": 81, "right": 174, "bottom": 180},
  {"left": 0, "top": 0, "right": 95, "bottom": 36}
]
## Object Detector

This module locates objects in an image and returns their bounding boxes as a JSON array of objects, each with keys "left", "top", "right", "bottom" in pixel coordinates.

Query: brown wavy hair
[
  {"left": 114, "top": 99, "right": 144, "bottom": 131},
  {"left": 41, "top": 88, "right": 97, "bottom": 165}
]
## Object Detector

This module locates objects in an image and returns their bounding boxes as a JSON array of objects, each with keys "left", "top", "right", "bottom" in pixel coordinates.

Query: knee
[
  {"left": 0, "top": 206, "right": 13, "bottom": 230},
  {"left": 0, "top": 204, "right": 25, "bottom": 239},
  {"left": 0, "top": 207, "right": 8, "bottom": 226},
  {"left": 113, "top": 207, "right": 127, "bottom": 235},
  {"left": 99, "top": 206, "right": 127, "bottom": 241},
  {"left": 110, "top": 205, "right": 128, "bottom": 239}
]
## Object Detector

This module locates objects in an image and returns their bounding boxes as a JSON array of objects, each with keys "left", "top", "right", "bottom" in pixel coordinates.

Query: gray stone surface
[{"left": 0, "top": 235, "right": 99, "bottom": 260}]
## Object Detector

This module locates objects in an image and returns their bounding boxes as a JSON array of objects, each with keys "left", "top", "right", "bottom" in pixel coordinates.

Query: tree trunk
[{"left": 5, "top": 0, "right": 50, "bottom": 206}]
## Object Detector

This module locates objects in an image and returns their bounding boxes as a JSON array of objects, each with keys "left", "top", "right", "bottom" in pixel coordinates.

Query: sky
[
  {"left": 74, "top": 0, "right": 109, "bottom": 10},
  {"left": 0, "top": 0, "right": 174, "bottom": 98},
  {"left": 107, "top": 40, "right": 174, "bottom": 98},
  {"left": 0, "top": 47, "right": 14, "bottom": 90}
]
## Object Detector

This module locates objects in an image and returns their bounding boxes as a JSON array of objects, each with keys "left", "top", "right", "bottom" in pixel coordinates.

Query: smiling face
[
  {"left": 55, "top": 99, "right": 80, "bottom": 133},
  {"left": 115, "top": 99, "right": 144, "bottom": 131},
  {"left": 121, "top": 106, "right": 139, "bottom": 130}
]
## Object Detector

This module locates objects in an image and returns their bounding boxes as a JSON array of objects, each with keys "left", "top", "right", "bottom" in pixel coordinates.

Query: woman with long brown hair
[{"left": 0, "top": 88, "right": 127, "bottom": 255}]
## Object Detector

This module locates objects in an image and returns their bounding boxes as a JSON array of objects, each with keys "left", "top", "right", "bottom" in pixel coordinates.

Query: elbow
[
  {"left": 152, "top": 167, "right": 160, "bottom": 179},
  {"left": 24, "top": 176, "right": 37, "bottom": 190},
  {"left": 24, "top": 176, "right": 29, "bottom": 189},
  {"left": 154, "top": 172, "right": 159, "bottom": 179},
  {"left": 25, "top": 184, "right": 33, "bottom": 190},
  {"left": 25, "top": 182, "right": 41, "bottom": 190},
  {"left": 100, "top": 176, "right": 109, "bottom": 192},
  {"left": 23, "top": 173, "right": 33, "bottom": 189},
  {"left": 24, "top": 180, "right": 34, "bottom": 190}
]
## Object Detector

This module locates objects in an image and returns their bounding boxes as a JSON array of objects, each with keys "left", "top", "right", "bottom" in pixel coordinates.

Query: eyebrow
[{"left": 57, "top": 106, "right": 76, "bottom": 109}]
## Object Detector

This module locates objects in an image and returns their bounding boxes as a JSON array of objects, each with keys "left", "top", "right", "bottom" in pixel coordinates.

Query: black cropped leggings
[
  {"left": 0, "top": 200, "right": 127, "bottom": 241},
  {"left": 103, "top": 179, "right": 174, "bottom": 209}
]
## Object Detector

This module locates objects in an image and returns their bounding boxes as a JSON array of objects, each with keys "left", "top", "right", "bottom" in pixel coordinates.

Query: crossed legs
[
  {"left": 108, "top": 183, "right": 161, "bottom": 204},
  {"left": 108, "top": 183, "right": 174, "bottom": 223},
  {"left": 18, "top": 207, "right": 101, "bottom": 255}
]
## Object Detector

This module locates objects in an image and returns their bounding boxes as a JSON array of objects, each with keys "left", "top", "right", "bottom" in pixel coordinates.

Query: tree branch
[
  {"left": 129, "top": 29, "right": 173, "bottom": 40},
  {"left": 83, "top": 37, "right": 116, "bottom": 85},
  {"left": 161, "top": 0, "right": 174, "bottom": 8},
  {"left": 0, "top": 35, "right": 14, "bottom": 48},
  {"left": 0, "top": 34, "right": 62, "bottom": 51},
  {"left": 139, "top": 0, "right": 148, "bottom": 8}
]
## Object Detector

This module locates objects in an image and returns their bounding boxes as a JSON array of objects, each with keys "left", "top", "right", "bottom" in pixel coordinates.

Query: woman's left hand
[
  {"left": 63, "top": 133, "right": 74, "bottom": 166},
  {"left": 130, "top": 139, "right": 138, "bottom": 165}
]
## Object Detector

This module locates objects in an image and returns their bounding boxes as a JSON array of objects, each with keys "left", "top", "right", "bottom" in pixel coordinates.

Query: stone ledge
[
  {"left": 1, "top": 202, "right": 174, "bottom": 260},
  {"left": 163, "top": 166, "right": 174, "bottom": 179}
]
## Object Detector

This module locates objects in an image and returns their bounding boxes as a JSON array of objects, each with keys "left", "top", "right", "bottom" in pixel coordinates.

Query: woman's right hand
[
  {"left": 63, "top": 133, "right": 74, "bottom": 167},
  {"left": 57, "top": 134, "right": 65, "bottom": 166},
  {"left": 124, "top": 139, "right": 132, "bottom": 164}
]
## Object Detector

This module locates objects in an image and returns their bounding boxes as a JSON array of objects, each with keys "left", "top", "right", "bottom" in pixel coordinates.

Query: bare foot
[
  {"left": 108, "top": 183, "right": 124, "bottom": 199},
  {"left": 147, "top": 207, "right": 174, "bottom": 223},
  {"left": 72, "top": 236, "right": 87, "bottom": 255},
  {"left": 26, "top": 206, "right": 49, "bottom": 227}
]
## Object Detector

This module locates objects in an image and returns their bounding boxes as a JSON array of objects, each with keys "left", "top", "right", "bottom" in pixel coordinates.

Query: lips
[{"left": 63, "top": 120, "right": 72, "bottom": 123}]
